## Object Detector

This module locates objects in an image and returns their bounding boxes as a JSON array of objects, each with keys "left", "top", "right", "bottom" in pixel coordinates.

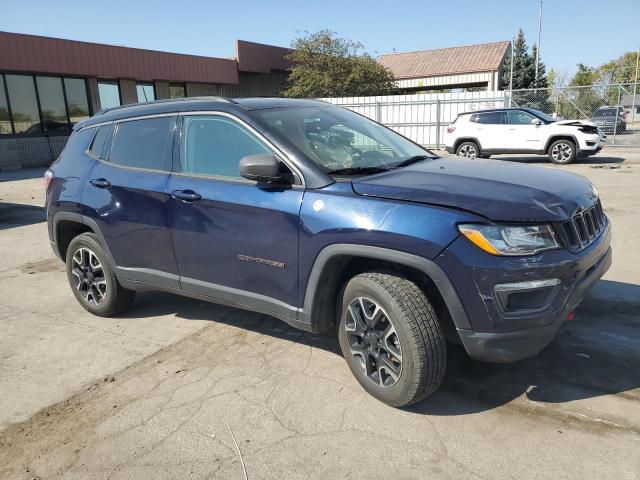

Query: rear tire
[
  {"left": 338, "top": 272, "right": 446, "bottom": 407},
  {"left": 66, "top": 233, "right": 135, "bottom": 316},
  {"left": 548, "top": 139, "right": 576, "bottom": 164},
  {"left": 455, "top": 141, "right": 480, "bottom": 159}
]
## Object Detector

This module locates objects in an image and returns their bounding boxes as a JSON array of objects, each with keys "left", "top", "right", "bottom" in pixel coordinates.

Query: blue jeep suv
[{"left": 45, "top": 97, "right": 612, "bottom": 406}]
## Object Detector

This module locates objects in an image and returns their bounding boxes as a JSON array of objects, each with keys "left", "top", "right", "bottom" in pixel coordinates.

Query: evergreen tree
[{"left": 501, "top": 29, "right": 549, "bottom": 91}]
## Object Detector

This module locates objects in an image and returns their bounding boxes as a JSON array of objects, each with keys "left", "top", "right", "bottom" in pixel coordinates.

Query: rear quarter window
[{"left": 88, "top": 125, "right": 112, "bottom": 160}]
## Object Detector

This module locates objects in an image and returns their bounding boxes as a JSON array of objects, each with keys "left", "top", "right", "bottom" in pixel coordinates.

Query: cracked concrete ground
[{"left": 1, "top": 149, "right": 639, "bottom": 479}]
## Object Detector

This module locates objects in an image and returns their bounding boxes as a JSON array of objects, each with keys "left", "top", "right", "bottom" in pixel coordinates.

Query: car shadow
[
  {"left": 0, "top": 168, "right": 48, "bottom": 182},
  {"left": 0, "top": 202, "right": 45, "bottom": 230},
  {"left": 116, "top": 278, "right": 640, "bottom": 414},
  {"left": 495, "top": 155, "right": 626, "bottom": 165}
]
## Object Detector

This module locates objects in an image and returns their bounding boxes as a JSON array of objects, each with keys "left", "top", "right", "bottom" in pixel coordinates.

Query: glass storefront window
[
  {"left": 0, "top": 76, "right": 11, "bottom": 134},
  {"left": 64, "top": 78, "right": 90, "bottom": 125},
  {"left": 5, "top": 75, "right": 40, "bottom": 133},
  {"left": 36, "top": 76, "right": 68, "bottom": 131},
  {"left": 136, "top": 83, "right": 155, "bottom": 103},
  {"left": 169, "top": 83, "right": 186, "bottom": 98},
  {"left": 98, "top": 81, "right": 121, "bottom": 110}
]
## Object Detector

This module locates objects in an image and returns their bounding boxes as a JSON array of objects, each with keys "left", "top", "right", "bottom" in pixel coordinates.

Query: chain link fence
[
  {"left": 322, "top": 83, "right": 640, "bottom": 148},
  {"left": 507, "top": 83, "right": 640, "bottom": 146}
]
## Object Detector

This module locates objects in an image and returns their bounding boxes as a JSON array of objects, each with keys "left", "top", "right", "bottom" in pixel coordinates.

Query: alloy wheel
[
  {"left": 344, "top": 297, "right": 403, "bottom": 387},
  {"left": 551, "top": 142, "right": 573, "bottom": 162},
  {"left": 71, "top": 247, "right": 107, "bottom": 305},
  {"left": 458, "top": 144, "right": 477, "bottom": 158}
]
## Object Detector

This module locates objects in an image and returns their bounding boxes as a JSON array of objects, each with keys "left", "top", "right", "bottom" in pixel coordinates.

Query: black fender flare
[
  {"left": 453, "top": 137, "right": 483, "bottom": 154},
  {"left": 299, "top": 244, "right": 472, "bottom": 330},
  {"left": 52, "top": 211, "right": 117, "bottom": 266},
  {"left": 544, "top": 134, "right": 580, "bottom": 153}
]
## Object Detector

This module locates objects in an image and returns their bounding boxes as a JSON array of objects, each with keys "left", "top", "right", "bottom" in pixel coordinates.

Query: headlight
[{"left": 458, "top": 224, "right": 559, "bottom": 256}]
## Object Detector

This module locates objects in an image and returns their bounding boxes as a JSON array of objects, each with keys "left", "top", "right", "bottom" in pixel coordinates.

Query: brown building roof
[
  {"left": 0, "top": 32, "right": 291, "bottom": 85},
  {"left": 379, "top": 41, "right": 510, "bottom": 79}
]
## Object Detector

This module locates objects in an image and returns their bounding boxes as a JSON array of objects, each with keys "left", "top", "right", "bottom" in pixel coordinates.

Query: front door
[
  {"left": 83, "top": 116, "right": 180, "bottom": 288},
  {"left": 504, "top": 110, "right": 546, "bottom": 150},
  {"left": 166, "top": 113, "right": 304, "bottom": 312}
]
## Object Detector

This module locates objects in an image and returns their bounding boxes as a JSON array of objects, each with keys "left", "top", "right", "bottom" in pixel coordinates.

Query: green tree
[
  {"left": 282, "top": 30, "right": 396, "bottom": 98},
  {"left": 598, "top": 51, "right": 639, "bottom": 84},
  {"left": 502, "top": 29, "right": 549, "bottom": 91}
]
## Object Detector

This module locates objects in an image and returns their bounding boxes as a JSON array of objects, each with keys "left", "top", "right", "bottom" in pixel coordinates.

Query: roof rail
[{"left": 96, "top": 96, "right": 237, "bottom": 115}]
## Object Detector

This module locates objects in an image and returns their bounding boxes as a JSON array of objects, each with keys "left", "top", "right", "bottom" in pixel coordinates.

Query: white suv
[{"left": 443, "top": 108, "right": 606, "bottom": 164}]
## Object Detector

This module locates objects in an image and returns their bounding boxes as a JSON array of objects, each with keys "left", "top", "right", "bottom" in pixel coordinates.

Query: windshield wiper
[
  {"left": 327, "top": 166, "right": 389, "bottom": 176},
  {"left": 393, "top": 155, "right": 431, "bottom": 168}
]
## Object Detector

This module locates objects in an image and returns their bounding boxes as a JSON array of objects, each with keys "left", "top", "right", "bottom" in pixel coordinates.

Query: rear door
[
  {"left": 469, "top": 111, "right": 506, "bottom": 150},
  {"left": 166, "top": 113, "right": 304, "bottom": 312},
  {"left": 505, "top": 110, "right": 545, "bottom": 150},
  {"left": 83, "top": 115, "right": 180, "bottom": 288}
]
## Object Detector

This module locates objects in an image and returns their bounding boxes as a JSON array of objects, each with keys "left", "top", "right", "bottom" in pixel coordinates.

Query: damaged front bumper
[{"left": 435, "top": 222, "right": 612, "bottom": 363}]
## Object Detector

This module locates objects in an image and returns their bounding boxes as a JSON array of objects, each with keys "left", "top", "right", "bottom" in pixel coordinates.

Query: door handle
[
  {"left": 90, "top": 178, "right": 111, "bottom": 188},
  {"left": 171, "top": 190, "right": 202, "bottom": 203}
]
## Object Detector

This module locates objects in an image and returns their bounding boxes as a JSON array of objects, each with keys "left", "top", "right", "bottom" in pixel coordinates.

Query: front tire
[
  {"left": 548, "top": 139, "right": 576, "bottom": 164},
  {"left": 338, "top": 272, "right": 446, "bottom": 407},
  {"left": 66, "top": 233, "right": 135, "bottom": 316},
  {"left": 455, "top": 141, "right": 479, "bottom": 159}
]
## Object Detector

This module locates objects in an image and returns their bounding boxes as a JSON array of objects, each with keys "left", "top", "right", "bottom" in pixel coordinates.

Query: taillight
[
  {"left": 446, "top": 125, "right": 456, "bottom": 134},
  {"left": 44, "top": 170, "right": 53, "bottom": 192}
]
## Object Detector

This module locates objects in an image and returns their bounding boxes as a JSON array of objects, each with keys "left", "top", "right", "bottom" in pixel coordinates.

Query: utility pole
[
  {"left": 633, "top": 46, "right": 639, "bottom": 122},
  {"left": 508, "top": 38, "right": 514, "bottom": 107},
  {"left": 534, "top": 1, "right": 543, "bottom": 84}
]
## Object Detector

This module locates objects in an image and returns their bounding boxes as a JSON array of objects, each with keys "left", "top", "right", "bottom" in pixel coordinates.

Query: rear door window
[
  {"left": 471, "top": 112, "right": 505, "bottom": 124},
  {"left": 109, "top": 116, "right": 175, "bottom": 170}
]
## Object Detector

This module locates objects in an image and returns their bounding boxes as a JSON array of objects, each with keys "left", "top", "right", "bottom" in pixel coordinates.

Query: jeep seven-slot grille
[{"left": 558, "top": 199, "right": 606, "bottom": 251}]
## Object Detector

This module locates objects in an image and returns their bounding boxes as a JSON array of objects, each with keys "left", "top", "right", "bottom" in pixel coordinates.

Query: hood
[
  {"left": 554, "top": 119, "right": 596, "bottom": 127},
  {"left": 351, "top": 157, "right": 597, "bottom": 222}
]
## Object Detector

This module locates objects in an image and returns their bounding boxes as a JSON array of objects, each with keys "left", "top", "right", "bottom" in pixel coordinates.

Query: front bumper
[{"left": 435, "top": 222, "right": 612, "bottom": 362}]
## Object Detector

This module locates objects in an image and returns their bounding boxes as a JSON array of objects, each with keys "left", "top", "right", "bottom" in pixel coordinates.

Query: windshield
[
  {"left": 527, "top": 108, "right": 556, "bottom": 123},
  {"left": 593, "top": 108, "right": 618, "bottom": 117},
  {"left": 255, "top": 106, "right": 433, "bottom": 174}
]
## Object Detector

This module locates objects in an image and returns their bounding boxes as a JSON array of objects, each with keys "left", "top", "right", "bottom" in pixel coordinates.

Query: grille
[{"left": 559, "top": 199, "right": 606, "bottom": 251}]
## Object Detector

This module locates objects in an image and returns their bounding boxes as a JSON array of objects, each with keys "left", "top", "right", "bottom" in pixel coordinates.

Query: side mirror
[
  {"left": 531, "top": 118, "right": 543, "bottom": 125},
  {"left": 239, "top": 154, "right": 286, "bottom": 184}
]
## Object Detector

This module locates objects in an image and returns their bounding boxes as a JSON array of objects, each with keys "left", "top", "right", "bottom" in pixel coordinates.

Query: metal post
[
  {"left": 534, "top": 1, "right": 542, "bottom": 83},
  {"left": 509, "top": 39, "right": 514, "bottom": 107},
  {"left": 613, "top": 86, "right": 621, "bottom": 145},
  {"left": 632, "top": 47, "right": 639, "bottom": 122},
  {"left": 555, "top": 87, "right": 560, "bottom": 119},
  {"left": 435, "top": 99, "right": 441, "bottom": 149}
]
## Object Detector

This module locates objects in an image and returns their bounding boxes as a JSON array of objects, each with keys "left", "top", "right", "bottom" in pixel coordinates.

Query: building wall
[
  {"left": 220, "top": 72, "right": 288, "bottom": 98},
  {"left": 395, "top": 71, "right": 497, "bottom": 92}
]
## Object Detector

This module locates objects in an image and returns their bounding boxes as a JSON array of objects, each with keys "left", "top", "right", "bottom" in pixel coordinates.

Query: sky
[{"left": 1, "top": 0, "right": 638, "bottom": 79}]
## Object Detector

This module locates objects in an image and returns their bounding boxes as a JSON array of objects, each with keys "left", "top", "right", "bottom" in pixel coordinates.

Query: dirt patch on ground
[{"left": 19, "top": 258, "right": 64, "bottom": 275}]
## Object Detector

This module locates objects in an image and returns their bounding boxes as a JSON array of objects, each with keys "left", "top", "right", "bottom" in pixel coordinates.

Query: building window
[
  {"left": 0, "top": 76, "right": 10, "bottom": 134},
  {"left": 98, "top": 81, "right": 121, "bottom": 110},
  {"left": 36, "top": 76, "right": 68, "bottom": 132},
  {"left": 64, "top": 78, "right": 90, "bottom": 125},
  {"left": 0, "top": 73, "right": 91, "bottom": 135},
  {"left": 169, "top": 83, "right": 186, "bottom": 98},
  {"left": 5, "top": 75, "right": 41, "bottom": 133},
  {"left": 136, "top": 83, "right": 155, "bottom": 103}
]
